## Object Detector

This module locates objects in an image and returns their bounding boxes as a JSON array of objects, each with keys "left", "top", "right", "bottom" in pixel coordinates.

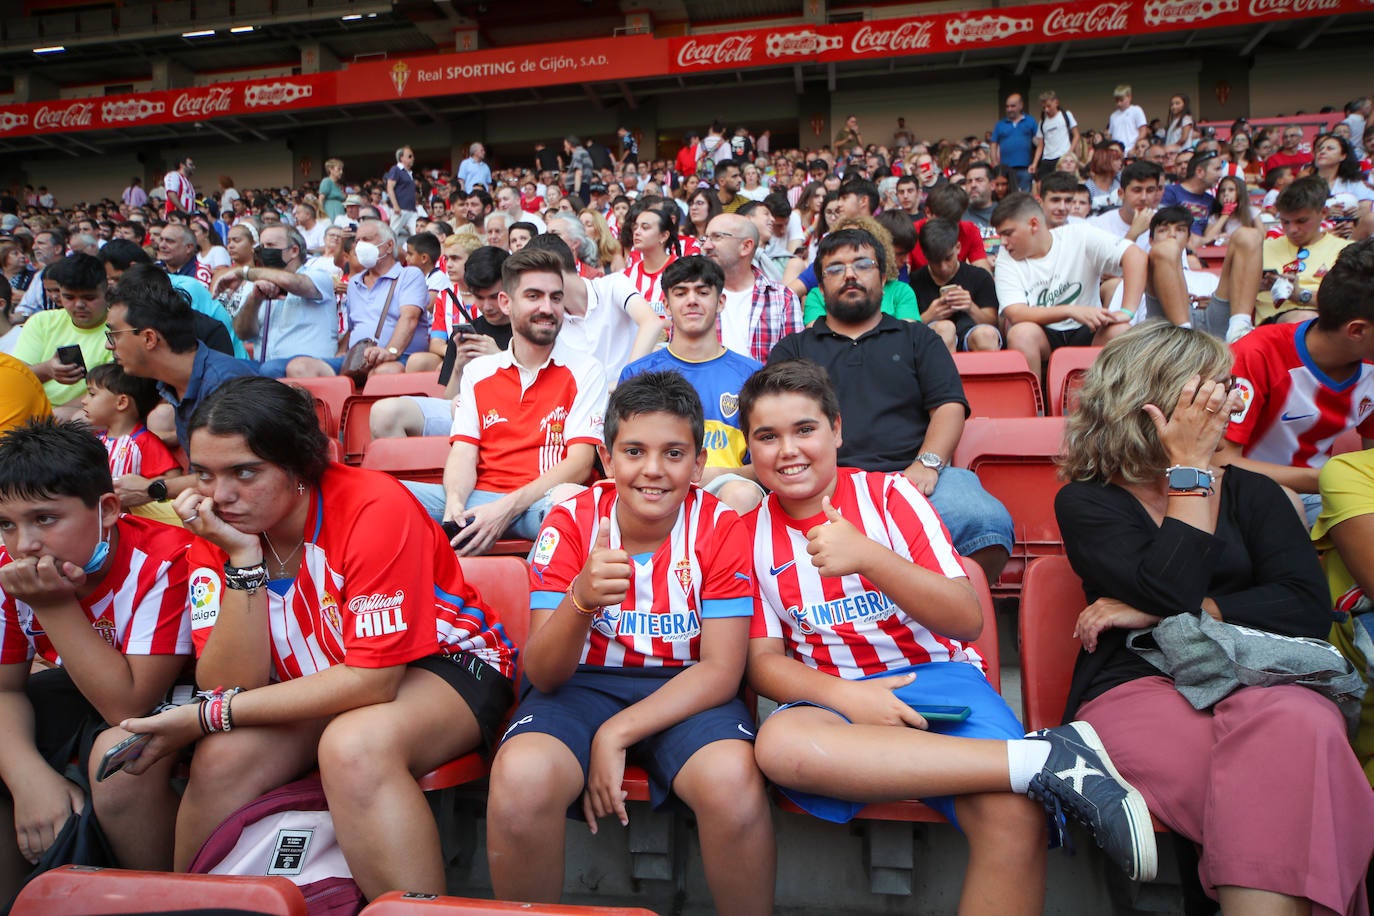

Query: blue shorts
[
  {"left": 403, "top": 484, "right": 554, "bottom": 539},
  {"left": 502, "top": 667, "right": 755, "bottom": 810},
  {"left": 926, "top": 467, "right": 1015, "bottom": 557},
  {"left": 771, "top": 661, "right": 1024, "bottom": 827}
]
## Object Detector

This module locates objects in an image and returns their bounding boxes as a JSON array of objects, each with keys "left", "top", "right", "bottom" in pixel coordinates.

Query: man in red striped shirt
[{"left": 0, "top": 419, "right": 192, "bottom": 895}]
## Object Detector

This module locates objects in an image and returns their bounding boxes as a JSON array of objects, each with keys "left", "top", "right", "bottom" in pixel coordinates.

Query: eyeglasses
[
  {"left": 104, "top": 326, "right": 141, "bottom": 345},
  {"left": 704, "top": 232, "right": 736, "bottom": 243},
  {"left": 822, "top": 257, "right": 879, "bottom": 278}
]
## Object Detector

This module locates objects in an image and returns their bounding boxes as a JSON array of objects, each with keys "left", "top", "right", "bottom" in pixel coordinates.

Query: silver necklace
[{"left": 260, "top": 531, "right": 304, "bottom": 577}]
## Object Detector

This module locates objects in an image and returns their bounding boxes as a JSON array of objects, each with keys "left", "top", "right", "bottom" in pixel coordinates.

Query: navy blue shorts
[
  {"left": 501, "top": 667, "right": 755, "bottom": 809},
  {"left": 771, "top": 661, "right": 1025, "bottom": 828}
]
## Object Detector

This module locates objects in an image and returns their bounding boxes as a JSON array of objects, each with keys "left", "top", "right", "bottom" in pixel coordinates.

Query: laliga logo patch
[
  {"left": 532, "top": 529, "right": 559, "bottom": 566},
  {"left": 719, "top": 392, "right": 740, "bottom": 419},
  {"left": 189, "top": 567, "right": 221, "bottom": 630},
  {"left": 1230, "top": 377, "right": 1255, "bottom": 423}
]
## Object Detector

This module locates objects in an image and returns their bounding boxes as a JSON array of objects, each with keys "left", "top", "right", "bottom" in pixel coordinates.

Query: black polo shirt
[{"left": 768, "top": 313, "right": 968, "bottom": 472}]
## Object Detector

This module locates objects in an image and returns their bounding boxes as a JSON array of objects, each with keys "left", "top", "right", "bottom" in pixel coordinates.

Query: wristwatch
[
  {"left": 1166, "top": 465, "right": 1213, "bottom": 494},
  {"left": 386, "top": 346, "right": 400, "bottom": 357},
  {"left": 917, "top": 452, "right": 946, "bottom": 471},
  {"left": 147, "top": 479, "right": 169, "bottom": 501}
]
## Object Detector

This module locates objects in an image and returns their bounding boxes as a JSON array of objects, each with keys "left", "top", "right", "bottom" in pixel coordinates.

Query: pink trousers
[{"left": 1078, "top": 677, "right": 1374, "bottom": 915}]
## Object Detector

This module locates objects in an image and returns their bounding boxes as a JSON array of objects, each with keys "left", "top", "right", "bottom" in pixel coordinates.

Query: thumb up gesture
[
  {"left": 574, "top": 517, "right": 632, "bottom": 611},
  {"left": 805, "top": 496, "right": 869, "bottom": 578}
]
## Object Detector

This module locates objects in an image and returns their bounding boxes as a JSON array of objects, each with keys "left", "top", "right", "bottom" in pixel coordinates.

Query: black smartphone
[
  {"left": 56, "top": 344, "right": 85, "bottom": 373},
  {"left": 95, "top": 732, "right": 151, "bottom": 782},
  {"left": 452, "top": 323, "right": 477, "bottom": 338},
  {"left": 441, "top": 519, "right": 464, "bottom": 540},
  {"left": 912, "top": 705, "right": 973, "bottom": 723}
]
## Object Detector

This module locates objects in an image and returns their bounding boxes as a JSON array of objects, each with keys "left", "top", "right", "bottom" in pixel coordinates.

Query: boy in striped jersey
[
  {"left": 740, "top": 360, "right": 1157, "bottom": 904},
  {"left": 0, "top": 419, "right": 192, "bottom": 896},
  {"left": 81, "top": 363, "right": 182, "bottom": 528},
  {"left": 487, "top": 371, "right": 774, "bottom": 915}
]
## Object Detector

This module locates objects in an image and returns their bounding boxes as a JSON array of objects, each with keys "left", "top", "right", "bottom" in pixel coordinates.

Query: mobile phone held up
[
  {"left": 96, "top": 731, "right": 152, "bottom": 781},
  {"left": 56, "top": 344, "right": 86, "bottom": 375}
]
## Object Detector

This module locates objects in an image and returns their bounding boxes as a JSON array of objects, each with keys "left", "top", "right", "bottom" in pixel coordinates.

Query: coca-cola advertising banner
[
  {"left": 334, "top": 33, "right": 666, "bottom": 105},
  {"left": 668, "top": 0, "right": 1357, "bottom": 73},
  {"left": 0, "top": 0, "right": 1354, "bottom": 139},
  {"left": 0, "top": 72, "right": 334, "bottom": 138}
]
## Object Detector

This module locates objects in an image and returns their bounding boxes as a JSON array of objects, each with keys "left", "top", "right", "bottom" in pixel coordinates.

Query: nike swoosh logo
[
  {"left": 737, "top": 723, "right": 755, "bottom": 738},
  {"left": 769, "top": 561, "right": 796, "bottom": 576},
  {"left": 1281, "top": 412, "right": 1315, "bottom": 421}
]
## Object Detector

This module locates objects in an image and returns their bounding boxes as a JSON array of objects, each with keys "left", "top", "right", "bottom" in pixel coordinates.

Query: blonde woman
[
  {"left": 578, "top": 208, "right": 625, "bottom": 273},
  {"left": 1057, "top": 321, "right": 1374, "bottom": 916}
]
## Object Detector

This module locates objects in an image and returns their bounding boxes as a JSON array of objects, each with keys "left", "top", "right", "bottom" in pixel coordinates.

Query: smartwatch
[
  {"left": 1166, "top": 465, "right": 1213, "bottom": 494},
  {"left": 918, "top": 452, "right": 946, "bottom": 472},
  {"left": 386, "top": 346, "right": 400, "bottom": 357},
  {"left": 147, "top": 479, "right": 169, "bottom": 501}
]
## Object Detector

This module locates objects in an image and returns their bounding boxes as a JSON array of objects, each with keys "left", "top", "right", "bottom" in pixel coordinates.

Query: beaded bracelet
[
  {"left": 196, "top": 686, "right": 245, "bottom": 734},
  {"left": 223, "top": 562, "right": 268, "bottom": 592},
  {"left": 566, "top": 576, "right": 600, "bottom": 616}
]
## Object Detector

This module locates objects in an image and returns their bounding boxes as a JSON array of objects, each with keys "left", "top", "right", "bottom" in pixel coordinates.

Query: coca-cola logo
[
  {"left": 850, "top": 21, "right": 934, "bottom": 54},
  {"left": 0, "top": 112, "right": 30, "bottom": 132},
  {"left": 244, "top": 81, "right": 313, "bottom": 108},
  {"left": 1249, "top": 0, "right": 1339, "bottom": 14},
  {"left": 34, "top": 103, "right": 93, "bottom": 130},
  {"left": 101, "top": 98, "right": 165, "bottom": 124},
  {"left": 765, "top": 29, "right": 843, "bottom": 58},
  {"left": 171, "top": 87, "right": 233, "bottom": 120},
  {"left": 675, "top": 35, "right": 755, "bottom": 69},
  {"left": 1043, "top": 2, "right": 1131, "bottom": 36},
  {"left": 1143, "top": 0, "right": 1239, "bottom": 26},
  {"left": 945, "top": 14, "right": 1034, "bottom": 45}
]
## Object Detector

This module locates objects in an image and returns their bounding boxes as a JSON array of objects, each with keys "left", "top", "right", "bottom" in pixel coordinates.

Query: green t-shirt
[
  {"left": 11, "top": 309, "right": 112, "bottom": 406},
  {"left": 803, "top": 278, "right": 920, "bottom": 325}
]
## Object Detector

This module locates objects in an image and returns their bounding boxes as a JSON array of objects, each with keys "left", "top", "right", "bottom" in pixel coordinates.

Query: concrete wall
[
  {"left": 831, "top": 79, "right": 999, "bottom": 147},
  {"left": 1250, "top": 48, "right": 1372, "bottom": 117},
  {"left": 1027, "top": 61, "right": 1202, "bottom": 141}
]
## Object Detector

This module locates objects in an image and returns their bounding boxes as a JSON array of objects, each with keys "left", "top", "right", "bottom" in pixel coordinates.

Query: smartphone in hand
[
  {"left": 95, "top": 732, "right": 152, "bottom": 782},
  {"left": 56, "top": 344, "right": 86, "bottom": 376}
]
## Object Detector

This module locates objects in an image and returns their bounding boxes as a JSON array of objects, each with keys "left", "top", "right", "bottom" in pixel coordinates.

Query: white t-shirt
[
  {"left": 199, "top": 246, "right": 231, "bottom": 270},
  {"left": 557, "top": 272, "right": 643, "bottom": 380},
  {"left": 994, "top": 223, "right": 1131, "bottom": 331},
  {"left": 1036, "top": 111, "right": 1077, "bottom": 161},
  {"left": 299, "top": 220, "right": 328, "bottom": 254},
  {"left": 1087, "top": 208, "right": 1132, "bottom": 239},
  {"left": 720, "top": 286, "right": 753, "bottom": 357},
  {"left": 1108, "top": 104, "right": 1148, "bottom": 148}
]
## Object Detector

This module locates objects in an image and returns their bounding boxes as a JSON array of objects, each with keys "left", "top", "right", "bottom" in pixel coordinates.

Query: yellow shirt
[
  {"left": 0, "top": 353, "right": 51, "bottom": 433},
  {"left": 1259, "top": 232, "right": 1348, "bottom": 320},
  {"left": 10, "top": 309, "right": 113, "bottom": 406}
]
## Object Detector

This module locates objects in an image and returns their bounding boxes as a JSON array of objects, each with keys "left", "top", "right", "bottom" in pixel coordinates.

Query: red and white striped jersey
[
  {"left": 451, "top": 348, "right": 606, "bottom": 495},
  {"left": 188, "top": 464, "right": 516, "bottom": 681},
  {"left": 623, "top": 253, "right": 677, "bottom": 304},
  {"left": 0, "top": 515, "right": 193, "bottom": 666},
  {"left": 529, "top": 481, "right": 754, "bottom": 668},
  {"left": 164, "top": 170, "right": 195, "bottom": 215},
  {"left": 101, "top": 426, "right": 180, "bottom": 479},
  {"left": 747, "top": 468, "right": 984, "bottom": 679},
  {"left": 1228, "top": 319, "right": 1374, "bottom": 469}
]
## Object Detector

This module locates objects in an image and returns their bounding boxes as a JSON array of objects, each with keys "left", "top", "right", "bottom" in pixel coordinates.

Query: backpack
[{"left": 188, "top": 774, "right": 364, "bottom": 916}]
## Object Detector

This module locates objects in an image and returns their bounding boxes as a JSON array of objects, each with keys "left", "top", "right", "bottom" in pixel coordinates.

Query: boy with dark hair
[
  {"left": 620, "top": 256, "right": 765, "bottom": 514},
  {"left": 12, "top": 253, "right": 113, "bottom": 418},
  {"left": 911, "top": 219, "right": 1001, "bottom": 353},
  {"left": 0, "top": 419, "right": 191, "bottom": 898},
  {"left": 486, "top": 371, "right": 775, "bottom": 916},
  {"left": 80, "top": 363, "right": 183, "bottom": 527},
  {"left": 738, "top": 360, "right": 1157, "bottom": 911},
  {"left": 1223, "top": 237, "right": 1374, "bottom": 525},
  {"left": 1037, "top": 170, "right": 1082, "bottom": 228},
  {"left": 909, "top": 185, "right": 991, "bottom": 272}
]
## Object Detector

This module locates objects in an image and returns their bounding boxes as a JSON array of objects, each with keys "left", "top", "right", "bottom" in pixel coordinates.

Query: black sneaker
[{"left": 1025, "top": 721, "right": 1157, "bottom": 882}]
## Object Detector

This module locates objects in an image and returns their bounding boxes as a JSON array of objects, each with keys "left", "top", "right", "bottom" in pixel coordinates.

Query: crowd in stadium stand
[{"left": 3, "top": 85, "right": 1374, "bottom": 915}]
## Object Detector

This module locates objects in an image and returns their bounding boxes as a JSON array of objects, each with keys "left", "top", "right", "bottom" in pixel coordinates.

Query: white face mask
[{"left": 355, "top": 241, "right": 380, "bottom": 270}]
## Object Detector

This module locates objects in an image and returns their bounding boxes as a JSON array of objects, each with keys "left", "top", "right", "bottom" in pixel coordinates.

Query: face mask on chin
[{"left": 83, "top": 503, "right": 110, "bottom": 575}]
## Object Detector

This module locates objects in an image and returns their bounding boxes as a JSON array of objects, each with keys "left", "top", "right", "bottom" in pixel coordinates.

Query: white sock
[
  {"left": 1226, "top": 313, "right": 1254, "bottom": 344},
  {"left": 1006, "top": 739, "right": 1052, "bottom": 794}
]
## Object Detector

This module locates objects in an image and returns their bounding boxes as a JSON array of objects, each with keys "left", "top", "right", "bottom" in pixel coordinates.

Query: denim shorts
[{"left": 926, "top": 467, "right": 1014, "bottom": 557}]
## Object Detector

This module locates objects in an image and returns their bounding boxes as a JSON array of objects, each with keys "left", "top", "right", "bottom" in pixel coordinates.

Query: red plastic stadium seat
[
  {"left": 1018, "top": 555, "right": 1086, "bottom": 733},
  {"left": 953, "top": 417, "right": 1068, "bottom": 596},
  {"left": 487, "top": 539, "right": 534, "bottom": 557},
  {"left": 953, "top": 350, "right": 1043, "bottom": 418},
  {"left": 283, "top": 375, "right": 353, "bottom": 439},
  {"left": 779, "top": 557, "right": 1001, "bottom": 824},
  {"left": 362, "top": 436, "right": 452, "bottom": 485},
  {"left": 362, "top": 890, "right": 659, "bottom": 914},
  {"left": 11, "top": 865, "right": 307, "bottom": 915},
  {"left": 419, "top": 557, "right": 530, "bottom": 792},
  {"left": 364, "top": 370, "right": 447, "bottom": 398},
  {"left": 1045, "top": 346, "right": 1101, "bottom": 417}
]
